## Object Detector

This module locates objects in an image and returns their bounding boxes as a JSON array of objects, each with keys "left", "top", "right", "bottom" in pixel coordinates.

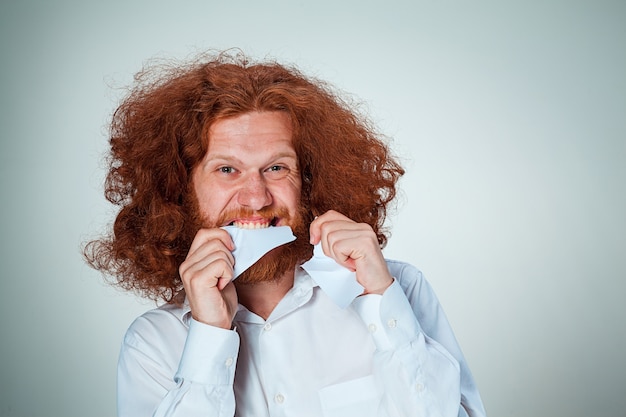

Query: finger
[
  {"left": 183, "top": 262, "right": 234, "bottom": 299},
  {"left": 180, "top": 249, "right": 235, "bottom": 288},
  {"left": 318, "top": 221, "right": 365, "bottom": 257},
  {"left": 181, "top": 249, "right": 234, "bottom": 277},
  {"left": 217, "top": 275, "right": 233, "bottom": 291},
  {"left": 324, "top": 230, "right": 369, "bottom": 270},
  {"left": 192, "top": 260, "right": 233, "bottom": 290},
  {"left": 309, "top": 210, "right": 353, "bottom": 244},
  {"left": 184, "top": 238, "right": 235, "bottom": 271},
  {"left": 187, "top": 227, "right": 235, "bottom": 257}
]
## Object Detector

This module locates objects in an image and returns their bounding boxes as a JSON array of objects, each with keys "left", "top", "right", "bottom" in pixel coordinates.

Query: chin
[{"left": 236, "top": 234, "right": 313, "bottom": 285}]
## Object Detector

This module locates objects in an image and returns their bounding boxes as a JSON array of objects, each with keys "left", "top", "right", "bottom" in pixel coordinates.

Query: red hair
[{"left": 85, "top": 51, "right": 404, "bottom": 302}]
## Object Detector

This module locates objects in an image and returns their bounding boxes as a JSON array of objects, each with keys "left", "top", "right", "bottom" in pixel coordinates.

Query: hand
[
  {"left": 309, "top": 210, "right": 393, "bottom": 295},
  {"left": 179, "top": 228, "right": 238, "bottom": 329}
]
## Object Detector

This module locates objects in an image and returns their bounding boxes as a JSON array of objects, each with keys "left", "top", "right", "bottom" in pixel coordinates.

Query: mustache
[{"left": 214, "top": 207, "right": 291, "bottom": 227}]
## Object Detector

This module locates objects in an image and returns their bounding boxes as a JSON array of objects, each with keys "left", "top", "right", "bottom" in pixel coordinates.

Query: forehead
[{"left": 207, "top": 111, "right": 294, "bottom": 153}]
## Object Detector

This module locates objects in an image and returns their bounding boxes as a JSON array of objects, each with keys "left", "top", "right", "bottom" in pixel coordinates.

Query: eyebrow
[{"left": 203, "top": 151, "right": 298, "bottom": 167}]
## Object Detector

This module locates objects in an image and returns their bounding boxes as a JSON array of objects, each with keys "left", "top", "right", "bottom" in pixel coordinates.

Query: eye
[
  {"left": 265, "top": 165, "right": 290, "bottom": 178},
  {"left": 219, "top": 166, "right": 235, "bottom": 174},
  {"left": 265, "top": 165, "right": 289, "bottom": 180}
]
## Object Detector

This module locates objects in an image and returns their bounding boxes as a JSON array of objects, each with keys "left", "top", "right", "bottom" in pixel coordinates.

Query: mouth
[{"left": 228, "top": 217, "right": 280, "bottom": 229}]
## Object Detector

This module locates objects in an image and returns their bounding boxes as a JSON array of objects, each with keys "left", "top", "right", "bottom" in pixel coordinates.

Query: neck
[{"left": 234, "top": 269, "right": 295, "bottom": 320}]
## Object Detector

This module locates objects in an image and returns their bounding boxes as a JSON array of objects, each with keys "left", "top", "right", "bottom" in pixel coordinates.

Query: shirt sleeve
[
  {"left": 351, "top": 263, "right": 487, "bottom": 417},
  {"left": 118, "top": 315, "right": 240, "bottom": 417}
]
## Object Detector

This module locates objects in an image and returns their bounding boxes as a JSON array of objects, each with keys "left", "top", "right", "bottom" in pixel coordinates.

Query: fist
[
  {"left": 179, "top": 228, "right": 239, "bottom": 329},
  {"left": 309, "top": 210, "right": 393, "bottom": 295}
]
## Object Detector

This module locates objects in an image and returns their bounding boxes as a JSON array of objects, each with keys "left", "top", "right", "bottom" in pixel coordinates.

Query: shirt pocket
[{"left": 318, "top": 375, "right": 381, "bottom": 417}]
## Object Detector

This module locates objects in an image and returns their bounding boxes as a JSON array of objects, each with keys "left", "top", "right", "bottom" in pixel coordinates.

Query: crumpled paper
[
  {"left": 301, "top": 243, "right": 364, "bottom": 308},
  {"left": 221, "top": 225, "right": 296, "bottom": 279},
  {"left": 222, "top": 226, "right": 364, "bottom": 308}
]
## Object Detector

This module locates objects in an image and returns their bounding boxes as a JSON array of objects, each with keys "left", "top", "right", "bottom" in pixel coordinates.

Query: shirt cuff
[
  {"left": 352, "top": 293, "right": 392, "bottom": 351},
  {"left": 176, "top": 319, "right": 240, "bottom": 386},
  {"left": 352, "top": 278, "right": 423, "bottom": 351}
]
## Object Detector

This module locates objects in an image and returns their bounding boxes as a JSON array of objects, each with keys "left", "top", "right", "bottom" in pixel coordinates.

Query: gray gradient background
[{"left": 1, "top": 1, "right": 625, "bottom": 416}]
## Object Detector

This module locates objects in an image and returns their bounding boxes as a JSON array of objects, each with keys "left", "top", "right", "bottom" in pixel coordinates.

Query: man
[{"left": 86, "top": 51, "right": 486, "bottom": 417}]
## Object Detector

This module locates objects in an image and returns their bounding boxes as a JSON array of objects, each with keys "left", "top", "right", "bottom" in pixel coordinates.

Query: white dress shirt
[{"left": 118, "top": 260, "right": 486, "bottom": 417}]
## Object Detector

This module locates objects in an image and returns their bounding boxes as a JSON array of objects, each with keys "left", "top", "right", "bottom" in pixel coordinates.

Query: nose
[{"left": 237, "top": 172, "right": 272, "bottom": 210}]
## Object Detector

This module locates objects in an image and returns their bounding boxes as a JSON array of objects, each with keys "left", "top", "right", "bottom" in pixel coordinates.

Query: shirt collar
[{"left": 235, "top": 266, "right": 317, "bottom": 323}]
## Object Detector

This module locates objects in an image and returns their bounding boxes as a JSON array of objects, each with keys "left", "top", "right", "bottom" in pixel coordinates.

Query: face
[
  {"left": 193, "top": 111, "right": 302, "bottom": 229},
  {"left": 191, "top": 111, "right": 312, "bottom": 283}
]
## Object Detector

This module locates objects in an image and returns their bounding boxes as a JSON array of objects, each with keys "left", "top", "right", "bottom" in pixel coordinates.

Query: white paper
[
  {"left": 221, "top": 225, "right": 296, "bottom": 279},
  {"left": 301, "top": 243, "right": 364, "bottom": 308}
]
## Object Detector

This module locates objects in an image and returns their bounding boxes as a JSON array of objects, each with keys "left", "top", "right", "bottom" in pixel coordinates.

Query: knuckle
[
  {"left": 214, "top": 258, "right": 234, "bottom": 276},
  {"left": 186, "top": 269, "right": 211, "bottom": 286},
  {"left": 179, "top": 262, "right": 192, "bottom": 282}
]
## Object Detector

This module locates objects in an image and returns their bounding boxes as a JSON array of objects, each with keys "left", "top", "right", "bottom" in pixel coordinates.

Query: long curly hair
[{"left": 84, "top": 51, "right": 405, "bottom": 302}]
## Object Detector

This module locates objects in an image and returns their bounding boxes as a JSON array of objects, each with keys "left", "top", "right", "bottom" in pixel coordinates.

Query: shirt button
[
  {"left": 264, "top": 323, "right": 272, "bottom": 331},
  {"left": 415, "top": 382, "right": 425, "bottom": 392},
  {"left": 225, "top": 357, "right": 234, "bottom": 367},
  {"left": 274, "top": 393, "right": 285, "bottom": 404},
  {"left": 387, "top": 319, "right": 397, "bottom": 328},
  {"left": 368, "top": 323, "right": 377, "bottom": 333}
]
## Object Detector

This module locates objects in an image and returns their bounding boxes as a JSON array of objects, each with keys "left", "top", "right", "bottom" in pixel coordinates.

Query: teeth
[{"left": 234, "top": 221, "right": 271, "bottom": 229}]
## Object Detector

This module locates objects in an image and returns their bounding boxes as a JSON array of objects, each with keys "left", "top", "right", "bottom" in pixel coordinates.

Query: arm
[
  {"left": 352, "top": 275, "right": 486, "bottom": 417},
  {"left": 310, "top": 211, "right": 486, "bottom": 417},
  {"left": 118, "top": 228, "right": 241, "bottom": 417},
  {"left": 118, "top": 317, "right": 239, "bottom": 417},
  {"left": 388, "top": 263, "right": 486, "bottom": 417}
]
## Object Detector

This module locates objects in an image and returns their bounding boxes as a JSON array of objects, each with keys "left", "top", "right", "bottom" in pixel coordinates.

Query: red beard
[{"left": 209, "top": 205, "right": 313, "bottom": 285}]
